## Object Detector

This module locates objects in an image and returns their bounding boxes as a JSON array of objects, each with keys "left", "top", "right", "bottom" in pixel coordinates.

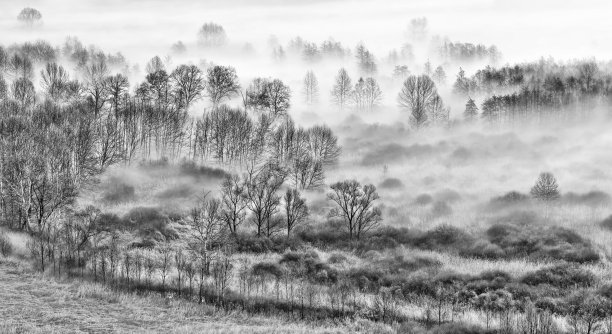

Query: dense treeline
[{"left": 455, "top": 60, "right": 612, "bottom": 125}]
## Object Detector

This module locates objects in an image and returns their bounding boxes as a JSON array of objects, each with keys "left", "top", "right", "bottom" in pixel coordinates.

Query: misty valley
[{"left": 2, "top": 1, "right": 612, "bottom": 333}]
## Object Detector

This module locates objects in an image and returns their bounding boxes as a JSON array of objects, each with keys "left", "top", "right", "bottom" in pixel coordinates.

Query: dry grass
[{"left": 0, "top": 257, "right": 361, "bottom": 334}]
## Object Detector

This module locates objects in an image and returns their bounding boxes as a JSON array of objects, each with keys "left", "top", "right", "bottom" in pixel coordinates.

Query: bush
[
  {"left": 487, "top": 191, "right": 530, "bottom": 210},
  {"left": 234, "top": 234, "right": 275, "bottom": 253},
  {"left": 563, "top": 190, "right": 611, "bottom": 207},
  {"left": 123, "top": 207, "right": 179, "bottom": 241},
  {"left": 102, "top": 179, "right": 135, "bottom": 203},
  {"left": 279, "top": 250, "right": 338, "bottom": 284},
  {"left": 416, "top": 225, "right": 472, "bottom": 250},
  {"left": 431, "top": 201, "right": 452, "bottom": 217},
  {"left": 0, "top": 232, "right": 13, "bottom": 257},
  {"left": 600, "top": 215, "right": 612, "bottom": 230},
  {"left": 379, "top": 178, "right": 404, "bottom": 189},
  {"left": 486, "top": 222, "right": 599, "bottom": 263},
  {"left": 327, "top": 252, "right": 348, "bottom": 264},
  {"left": 430, "top": 323, "right": 495, "bottom": 334},
  {"left": 521, "top": 264, "right": 596, "bottom": 289},
  {"left": 234, "top": 234, "right": 303, "bottom": 253},
  {"left": 414, "top": 194, "right": 433, "bottom": 205}
]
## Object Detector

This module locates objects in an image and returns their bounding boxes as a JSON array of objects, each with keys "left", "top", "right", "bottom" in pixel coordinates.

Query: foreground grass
[{"left": 0, "top": 257, "right": 377, "bottom": 334}]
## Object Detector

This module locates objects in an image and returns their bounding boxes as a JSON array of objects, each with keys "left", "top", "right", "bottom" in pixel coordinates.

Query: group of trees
[
  {"left": 398, "top": 74, "right": 449, "bottom": 128},
  {"left": 436, "top": 40, "right": 500, "bottom": 64},
  {"left": 456, "top": 60, "right": 612, "bottom": 125},
  {"left": 329, "top": 68, "right": 382, "bottom": 111}
]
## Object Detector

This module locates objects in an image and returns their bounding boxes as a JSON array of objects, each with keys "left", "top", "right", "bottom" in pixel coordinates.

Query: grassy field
[{"left": 0, "top": 257, "right": 373, "bottom": 334}]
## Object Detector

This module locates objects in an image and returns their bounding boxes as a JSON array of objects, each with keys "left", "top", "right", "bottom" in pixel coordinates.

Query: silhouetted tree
[
  {"left": 328, "top": 180, "right": 382, "bottom": 240},
  {"left": 283, "top": 189, "right": 308, "bottom": 237}
]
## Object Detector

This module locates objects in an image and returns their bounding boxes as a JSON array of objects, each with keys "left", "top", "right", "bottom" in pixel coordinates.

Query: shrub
[
  {"left": 486, "top": 222, "right": 599, "bottom": 263},
  {"left": 487, "top": 191, "right": 530, "bottom": 211},
  {"left": 434, "top": 189, "right": 462, "bottom": 203},
  {"left": 234, "top": 234, "right": 275, "bottom": 253},
  {"left": 0, "top": 232, "right": 13, "bottom": 257},
  {"left": 327, "top": 252, "right": 348, "bottom": 264},
  {"left": 431, "top": 201, "right": 453, "bottom": 217},
  {"left": 600, "top": 215, "right": 612, "bottom": 230},
  {"left": 430, "top": 323, "right": 495, "bottom": 334},
  {"left": 414, "top": 194, "right": 433, "bottom": 205},
  {"left": 563, "top": 190, "right": 611, "bottom": 207},
  {"left": 521, "top": 264, "right": 596, "bottom": 289},
  {"left": 279, "top": 250, "right": 338, "bottom": 284},
  {"left": 379, "top": 178, "right": 404, "bottom": 189},
  {"left": 416, "top": 225, "right": 472, "bottom": 250},
  {"left": 102, "top": 179, "right": 135, "bottom": 203}
]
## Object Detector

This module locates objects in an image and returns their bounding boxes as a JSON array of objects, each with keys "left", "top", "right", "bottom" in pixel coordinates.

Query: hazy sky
[{"left": 1, "top": 0, "right": 611, "bottom": 63}]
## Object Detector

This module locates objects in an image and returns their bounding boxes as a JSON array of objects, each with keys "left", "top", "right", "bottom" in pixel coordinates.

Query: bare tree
[
  {"left": 205, "top": 65, "right": 240, "bottom": 108},
  {"left": 363, "top": 77, "right": 382, "bottom": 111},
  {"left": 307, "top": 125, "right": 341, "bottom": 167},
  {"left": 432, "top": 66, "right": 447, "bottom": 85},
  {"left": 355, "top": 44, "right": 376, "bottom": 74},
  {"left": 328, "top": 180, "right": 382, "bottom": 240},
  {"left": 244, "top": 163, "right": 287, "bottom": 238},
  {"left": 11, "top": 78, "right": 36, "bottom": 107},
  {"left": 530, "top": 172, "right": 560, "bottom": 201},
  {"left": 398, "top": 75, "right": 438, "bottom": 128},
  {"left": 407, "top": 17, "right": 428, "bottom": 41},
  {"left": 104, "top": 74, "right": 129, "bottom": 116},
  {"left": 331, "top": 68, "right": 352, "bottom": 109},
  {"left": 189, "top": 195, "right": 226, "bottom": 303},
  {"left": 84, "top": 59, "right": 109, "bottom": 117},
  {"left": 17, "top": 7, "right": 42, "bottom": 26},
  {"left": 303, "top": 70, "right": 319, "bottom": 105},
  {"left": 40, "top": 63, "right": 70, "bottom": 100},
  {"left": 145, "top": 56, "right": 165, "bottom": 74},
  {"left": 198, "top": 23, "right": 227, "bottom": 47},
  {"left": 171, "top": 64, "right": 205, "bottom": 111},
  {"left": 284, "top": 189, "right": 308, "bottom": 237},
  {"left": 219, "top": 174, "right": 248, "bottom": 235}
]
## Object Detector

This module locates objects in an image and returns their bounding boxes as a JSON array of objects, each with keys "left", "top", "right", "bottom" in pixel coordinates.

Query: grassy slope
[{"left": 0, "top": 258, "right": 353, "bottom": 334}]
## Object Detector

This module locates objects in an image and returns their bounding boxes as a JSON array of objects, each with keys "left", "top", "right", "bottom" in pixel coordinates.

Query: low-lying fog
[{"left": 3, "top": 0, "right": 612, "bottom": 232}]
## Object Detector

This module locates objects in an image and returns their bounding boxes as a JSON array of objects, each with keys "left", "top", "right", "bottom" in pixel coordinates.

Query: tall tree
[
  {"left": 464, "top": 97, "right": 479, "bottom": 121},
  {"left": 355, "top": 44, "right": 376, "bottom": 74},
  {"left": 197, "top": 23, "right": 227, "bottom": 47},
  {"left": 398, "top": 75, "right": 438, "bottom": 128},
  {"left": 40, "top": 63, "right": 70, "bottom": 100},
  {"left": 432, "top": 66, "right": 446, "bottom": 85},
  {"left": 171, "top": 64, "right": 205, "bottom": 111},
  {"left": 331, "top": 68, "right": 352, "bottom": 109},
  {"left": 303, "top": 70, "right": 319, "bottom": 105},
  {"left": 244, "top": 163, "right": 286, "bottom": 238},
  {"left": 205, "top": 65, "right": 240, "bottom": 108},
  {"left": 283, "top": 189, "right": 308, "bottom": 237},
  {"left": 219, "top": 174, "right": 248, "bottom": 235}
]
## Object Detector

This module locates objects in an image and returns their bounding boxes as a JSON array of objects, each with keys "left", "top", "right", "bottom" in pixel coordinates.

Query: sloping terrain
[{"left": 0, "top": 259, "right": 349, "bottom": 334}]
